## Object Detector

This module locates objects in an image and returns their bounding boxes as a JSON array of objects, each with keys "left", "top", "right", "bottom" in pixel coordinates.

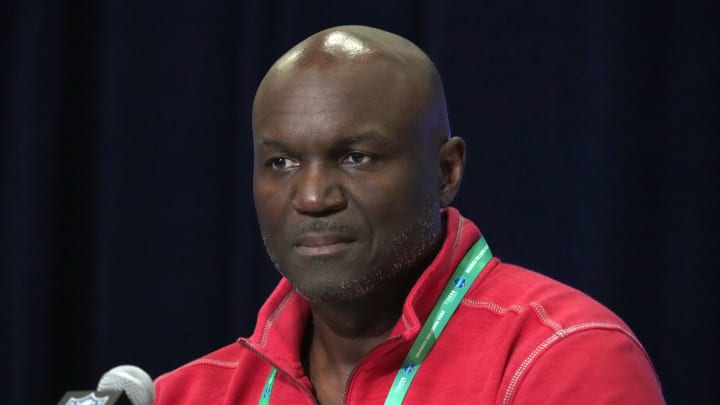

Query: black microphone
[{"left": 57, "top": 365, "right": 155, "bottom": 405}]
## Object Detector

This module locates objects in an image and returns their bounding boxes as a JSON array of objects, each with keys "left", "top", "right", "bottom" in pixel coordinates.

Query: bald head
[
  {"left": 251, "top": 26, "right": 466, "bottom": 303},
  {"left": 253, "top": 25, "right": 450, "bottom": 143},
  {"left": 269, "top": 25, "right": 434, "bottom": 73}
]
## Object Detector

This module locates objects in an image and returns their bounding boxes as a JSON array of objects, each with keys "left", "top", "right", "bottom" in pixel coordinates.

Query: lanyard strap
[
  {"left": 258, "top": 367, "right": 278, "bottom": 405},
  {"left": 384, "top": 236, "right": 491, "bottom": 404},
  {"left": 258, "top": 237, "right": 493, "bottom": 405}
]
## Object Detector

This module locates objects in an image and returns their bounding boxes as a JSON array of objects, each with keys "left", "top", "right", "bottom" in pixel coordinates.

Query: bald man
[{"left": 155, "top": 26, "right": 664, "bottom": 404}]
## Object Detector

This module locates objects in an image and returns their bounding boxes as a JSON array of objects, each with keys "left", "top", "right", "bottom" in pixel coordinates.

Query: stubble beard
[{"left": 261, "top": 201, "right": 443, "bottom": 305}]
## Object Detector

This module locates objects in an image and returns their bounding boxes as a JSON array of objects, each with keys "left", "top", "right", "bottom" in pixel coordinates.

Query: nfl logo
[{"left": 65, "top": 393, "right": 109, "bottom": 405}]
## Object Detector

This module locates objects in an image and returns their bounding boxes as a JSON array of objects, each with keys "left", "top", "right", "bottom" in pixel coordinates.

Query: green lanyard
[
  {"left": 258, "top": 237, "right": 492, "bottom": 405},
  {"left": 259, "top": 367, "right": 278, "bottom": 404}
]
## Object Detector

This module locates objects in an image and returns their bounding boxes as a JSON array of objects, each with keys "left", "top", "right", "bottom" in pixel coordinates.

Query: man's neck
[
  {"left": 301, "top": 263, "right": 426, "bottom": 405},
  {"left": 301, "top": 224, "right": 445, "bottom": 404},
  {"left": 306, "top": 288, "right": 407, "bottom": 367}
]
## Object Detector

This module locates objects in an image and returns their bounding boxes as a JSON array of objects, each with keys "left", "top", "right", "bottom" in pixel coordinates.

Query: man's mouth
[{"left": 293, "top": 233, "right": 357, "bottom": 256}]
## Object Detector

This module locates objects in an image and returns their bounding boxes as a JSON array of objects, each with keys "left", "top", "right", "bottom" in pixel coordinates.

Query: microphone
[{"left": 57, "top": 365, "right": 155, "bottom": 405}]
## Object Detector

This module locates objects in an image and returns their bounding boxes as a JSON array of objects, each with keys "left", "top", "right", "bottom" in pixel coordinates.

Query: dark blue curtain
[{"left": 1, "top": 1, "right": 716, "bottom": 403}]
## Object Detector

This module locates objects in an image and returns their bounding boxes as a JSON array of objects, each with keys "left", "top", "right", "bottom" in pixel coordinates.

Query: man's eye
[
  {"left": 342, "top": 152, "right": 372, "bottom": 165},
  {"left": 270, "top": 157, "right": 299, "bottom": 170}
]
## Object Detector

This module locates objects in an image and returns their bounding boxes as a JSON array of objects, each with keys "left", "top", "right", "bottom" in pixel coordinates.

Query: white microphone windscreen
[{"left": 97, "top": 365, "right": 155, "bottom": 405}]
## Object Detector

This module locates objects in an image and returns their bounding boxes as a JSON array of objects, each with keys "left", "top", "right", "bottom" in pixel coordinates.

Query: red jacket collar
[{"left": 240, "top": 207, "right": 486, "bottom": 375}]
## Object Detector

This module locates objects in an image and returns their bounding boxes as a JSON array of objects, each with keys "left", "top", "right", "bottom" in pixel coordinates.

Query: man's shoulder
[
  {"left": 465, "top": 260, "right": 632, "bottom": 334},
  {"left": 154, "top": 341, "right": 244, "bottom": 395},
  {"left": 463, "top": 262, "right": 664, "bottom": 403}
]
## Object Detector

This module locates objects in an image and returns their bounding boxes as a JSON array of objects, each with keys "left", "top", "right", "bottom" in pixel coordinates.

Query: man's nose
[{"left": 291, "top": 162, "right": 347, "bottom": 216}]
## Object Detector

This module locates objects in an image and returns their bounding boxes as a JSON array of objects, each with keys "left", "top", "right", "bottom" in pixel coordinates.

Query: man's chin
[{"left": 291, "top": 277, "right": 378, "bottom": 305}]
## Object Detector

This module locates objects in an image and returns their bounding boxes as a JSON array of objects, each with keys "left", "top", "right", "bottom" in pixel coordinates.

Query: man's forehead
[
  {"left": 252, "top": 70, "right": 423, "bottom": 145},
  {"left": 258, "top": 61, "right": 408, "bottom": 106},
  {"left": 263, "top": 65, "right": 432, "bottom": 121},
  {"left": 255, "top": 130, "right": 397, "bottom": 150}
]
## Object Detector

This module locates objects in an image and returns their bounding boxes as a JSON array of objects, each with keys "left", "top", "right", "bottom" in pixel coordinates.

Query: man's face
[{"left": 252, "top": 62, "right": 442, "bottom": 303}]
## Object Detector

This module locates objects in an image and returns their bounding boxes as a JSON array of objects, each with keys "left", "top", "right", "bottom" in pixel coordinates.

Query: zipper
[
  {"left": 341, "top": 334, "right": 404, "bottom": 405},
  {"left": 239, "top": 340, "right": 320, "bottom": 405}
]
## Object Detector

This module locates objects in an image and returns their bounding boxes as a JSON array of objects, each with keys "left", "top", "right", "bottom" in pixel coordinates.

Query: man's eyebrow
[{"left": 257, "top": 138, "right": 287, "bottom": 149}]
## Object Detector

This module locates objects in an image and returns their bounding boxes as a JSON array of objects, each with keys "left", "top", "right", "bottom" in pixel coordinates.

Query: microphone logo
[
  {"left": 65, "top": 392, "right": 109, "bottom": 405},
  {"left": 57, "top": 364, "right": 154, "bottom": 405}
]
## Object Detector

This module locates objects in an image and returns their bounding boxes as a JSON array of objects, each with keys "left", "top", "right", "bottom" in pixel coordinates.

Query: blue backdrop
[{"left": 1, "top": 1, "right": 716, "bottom": 403}]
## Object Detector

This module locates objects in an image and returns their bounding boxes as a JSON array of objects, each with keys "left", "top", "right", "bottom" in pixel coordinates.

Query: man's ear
[{"left": 438, "top": 136, "right": 466, "bottom": 207}]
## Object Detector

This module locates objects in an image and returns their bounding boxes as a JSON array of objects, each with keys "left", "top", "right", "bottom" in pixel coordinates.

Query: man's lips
[{"left": 293, "top": 233, "right": 357, "bottom": 256}]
